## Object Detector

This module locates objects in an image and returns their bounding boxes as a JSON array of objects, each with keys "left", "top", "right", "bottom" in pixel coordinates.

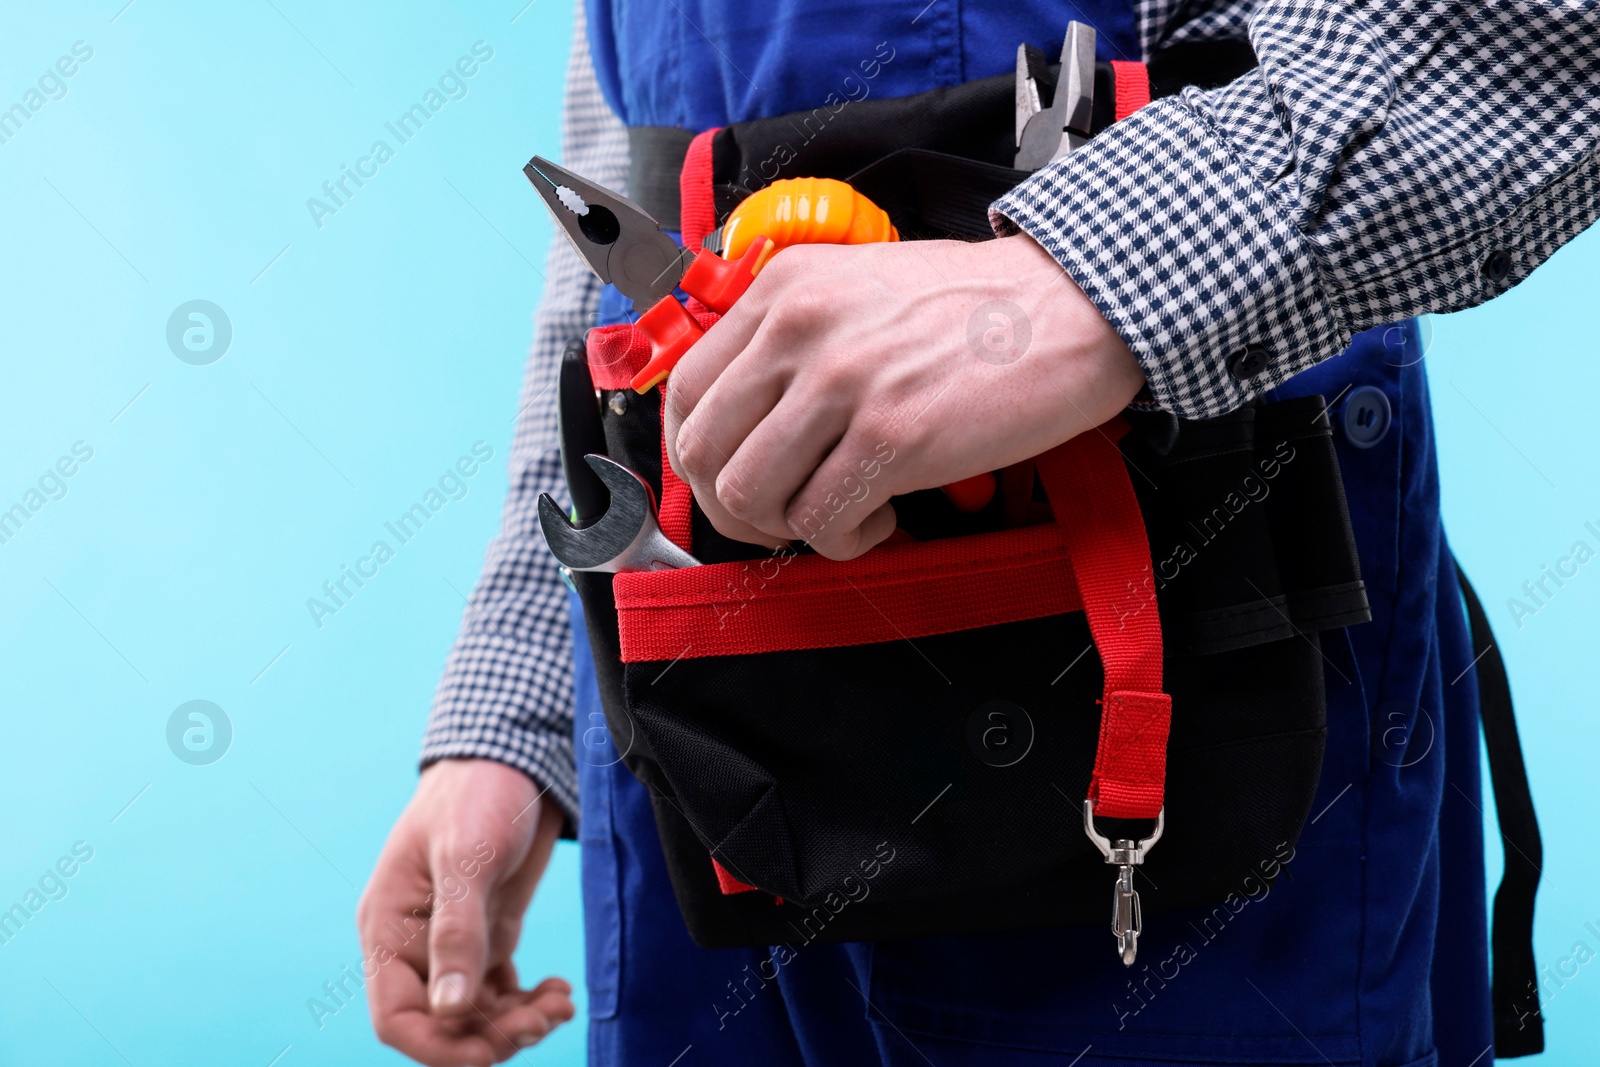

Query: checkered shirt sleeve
[
  {"left": 419, "top": 6, "right": 627, "bottom": 823},
  {"left": 994, "top": 0, "right": 1600, "bottom": 418}
]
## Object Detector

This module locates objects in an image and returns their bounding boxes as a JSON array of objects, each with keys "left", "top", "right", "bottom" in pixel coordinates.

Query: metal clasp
[{"left": 1083, "top": 800, "right": 1164, "bottom": 967}]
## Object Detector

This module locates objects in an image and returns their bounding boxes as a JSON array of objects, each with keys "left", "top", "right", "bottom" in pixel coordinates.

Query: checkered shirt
[
  {"left": 418, "top": 5, "right": 625, "bottom": 821},
  {"left": 424, "top": 1, "right": 1600, "bottom": 821}
]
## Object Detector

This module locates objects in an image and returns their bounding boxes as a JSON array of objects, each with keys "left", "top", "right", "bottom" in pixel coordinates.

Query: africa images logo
[
  {"left": 166, "top": 300, "right": 232, "bottom": 365},
  {"left": 166, "top": 700, "right": 232, "bottom": 766}
]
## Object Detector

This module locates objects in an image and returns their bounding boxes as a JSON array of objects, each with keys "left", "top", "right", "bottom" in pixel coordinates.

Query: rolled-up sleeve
[{"left": 993, "top": 0, "right": 1600, "bottom": 418}]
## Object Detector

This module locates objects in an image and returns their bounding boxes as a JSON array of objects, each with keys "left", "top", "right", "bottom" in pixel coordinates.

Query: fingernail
[
  {"left": 515, "top": 1032, "right": 544, "bottom": 1048},
  {"left": 430, "top": 972, "right": 469, "bottom": 1011}
]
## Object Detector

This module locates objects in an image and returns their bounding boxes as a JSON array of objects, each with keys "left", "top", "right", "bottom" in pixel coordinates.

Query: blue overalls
[{"left": 568, "top": 4, "right": 1493, "bottom": 1063}]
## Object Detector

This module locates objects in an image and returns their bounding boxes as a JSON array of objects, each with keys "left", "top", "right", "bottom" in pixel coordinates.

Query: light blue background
[{"left": 0, "top": 2, "right": 1595, "bottom": 1065}]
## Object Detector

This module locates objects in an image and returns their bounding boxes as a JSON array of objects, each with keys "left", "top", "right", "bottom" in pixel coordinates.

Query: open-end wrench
[{"left": 538, "top": 454, "right": 700, "bottom": 573}]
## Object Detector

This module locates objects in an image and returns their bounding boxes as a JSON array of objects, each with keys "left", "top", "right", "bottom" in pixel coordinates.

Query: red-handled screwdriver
[{"left": 630, "top": 236, "right": 778, "bottom": 391}]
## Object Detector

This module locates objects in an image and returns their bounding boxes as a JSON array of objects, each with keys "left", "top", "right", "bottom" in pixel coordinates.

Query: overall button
[
  {"left": 1342, "top": 385, "right": 1392, "bottom": 449},
  {"left": 1482, "top": 248, "right": 1513, "bottom": 283},
  {"left": 1226, "top": 343, "right": 1271, "bottom": 380}
]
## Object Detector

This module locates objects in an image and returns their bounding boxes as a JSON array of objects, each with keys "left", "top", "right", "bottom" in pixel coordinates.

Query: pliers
[
  {"left": 1014, "top": 22, "right": 1097, "bottom": 171},
  {"left": 525, "top": 156, "right": 776, "bottom": 393}
]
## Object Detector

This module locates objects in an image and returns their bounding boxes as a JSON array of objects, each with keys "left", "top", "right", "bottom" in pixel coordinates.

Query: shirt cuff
[
  {"left": 420, "top": 641, "right": 580, "bottom": 830},
  {"left": 990, "top": 91, "right": 1350, "bottom": 419}
]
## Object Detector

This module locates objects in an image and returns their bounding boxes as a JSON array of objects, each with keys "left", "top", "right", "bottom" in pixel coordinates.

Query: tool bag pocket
[{"left": 571, "top": 338, "right": 1368, "bottom": 948}]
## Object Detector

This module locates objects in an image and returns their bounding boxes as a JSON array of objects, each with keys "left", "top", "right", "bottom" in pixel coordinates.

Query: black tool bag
[
  {"left": 563, "top": 37, "right": 1548, "bottom": 1055},
  {"left": 567, "top": 37, "right": 1379, "bottom": 948},
  {"left": 572, "top": 354, "right": 1369, "bottom": 946}
]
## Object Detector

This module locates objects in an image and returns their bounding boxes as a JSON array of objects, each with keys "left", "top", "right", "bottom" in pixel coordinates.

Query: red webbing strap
[
  {"left": 679, "top": 127, "right": 720, "bottom": 261},
  {"left": 658, "top": 426, "right": 694, "bottom": 550},
  {"left": 678, "top": 128, "right": 739, "bottom": 881},
  {"left": 615, "top": 524, "right": 1084, "bottom": 661},
  {"left": 586, "top": 323, "right": 650, "bottom": 390},
  {"left": 587, "top": 314, "right": 720, "bottom": 390},
  {"left": 629, "top": 128, "right": 721, "bottom": 550},
  {"left": 1109, "top": 60, "right": 1151, "bottom": 121},
  {"left": 1036, "top": 427, "right": 1170, "bottom": 820}
]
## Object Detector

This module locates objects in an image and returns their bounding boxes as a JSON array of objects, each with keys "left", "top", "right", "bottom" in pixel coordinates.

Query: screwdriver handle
[
  {"left": 630, "top": 236, "right": 776, "bottom": 394},
  {"left": 631, "top": 298, "right": 705, "bottom": 394},
  {"left": 681, "top": 235, "right": 776, "bottom": 313}
]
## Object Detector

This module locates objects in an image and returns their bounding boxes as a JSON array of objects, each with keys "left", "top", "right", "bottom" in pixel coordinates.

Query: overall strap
[{"left": 1458, "top": 564, "right": 1545, "bottom": 1056}]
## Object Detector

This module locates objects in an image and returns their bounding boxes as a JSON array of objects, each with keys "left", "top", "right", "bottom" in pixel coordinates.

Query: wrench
[{"left": 538, "top": 454, "right": 701, "bottom": 573}]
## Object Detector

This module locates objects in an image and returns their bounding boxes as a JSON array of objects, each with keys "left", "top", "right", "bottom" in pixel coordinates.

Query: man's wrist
[
  {"left": 419, "top": 732, "right": 578, "bottom": 832},
  {"left": 990, "top": 92, "right": 1348, "bottom": 419},
  {"left": 988, "top": 232, "right": 1148, "bottom": 436}
]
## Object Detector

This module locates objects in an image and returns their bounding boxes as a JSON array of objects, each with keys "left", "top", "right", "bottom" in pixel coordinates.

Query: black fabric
[
  {"left": 634, "top": 617, "right": 1325, "bottom": 946},
  {"left": 1458, "top": 567, "right": 1545, "bottom": 1056},
  {"left": 571, "top": 389, "right": 1370, "bottom": 947},
  {"left": 558, "top": 337, "right": 610, "bottom": 523},
  {"left": 845, "top": 149, "right": 1032, "bottom": 241},
  {"left": 626, "top": 125, "right": 695, "bottom": 231},
  {"left": 1146, "top": 38, "right": 1260, "bottom": 97},
  {"left": 1124, "top": 399, "right": 1369, "bottom": 656},
  {"left": 623, "top": 40, "right": 1260, "bottom": 237}
]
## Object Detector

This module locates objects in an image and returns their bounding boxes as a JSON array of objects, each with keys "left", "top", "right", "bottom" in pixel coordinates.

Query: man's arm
[
  {"left": 418, "top": 8, "right": 628, "bottom": 826},
  {"left": 994, "top": 0, "right": 1600, "bottom": 417},
  {"left": 359, "top": 11, "right": 627, "bottom": 1065}
]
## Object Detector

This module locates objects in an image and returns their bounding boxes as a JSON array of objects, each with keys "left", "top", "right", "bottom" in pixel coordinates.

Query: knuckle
[
  {"left": 715, "top": 470, "right": 760, "bottom": 522},
  {"left": 811, "top": 352, "right": 860, "bottom": 395},
  {"left": 772, "top": 285, "right": 829, "bottom": 327},
  {"left": 785, "top": 497, "right": 830, "bottom": 543},
  {"left": 429, "top": 913, "right": 474, "bottom": 952},
  {"left": 674, "top": 419, "right": 717, "bottom": 481},
  {"left": 857, "top": 405, "right": 901, "bottom": 451},
  {"left": 662, "top": 372, "right": 698, "bottom": 429}
]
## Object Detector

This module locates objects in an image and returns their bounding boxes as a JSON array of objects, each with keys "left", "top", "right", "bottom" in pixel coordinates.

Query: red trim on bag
[
  {"left": 680, "top": 128, "right": 720, "bottom": 264},
  {"left": 587, "top": 314, "right": 721, "bottom": 391},
  {"left": 1110, "top": 60, "right": 1151, "bottom": 121},
  {"left": 615, "top": 523, "right": 1084, "bottom": 660},
  {"left": 712, "top": 857, "right": 760, "bottom": 894}
]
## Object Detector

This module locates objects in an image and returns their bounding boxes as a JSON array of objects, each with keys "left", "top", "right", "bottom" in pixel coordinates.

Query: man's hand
[
  {"left": 664, "top": 233, "right": 1145, "bottom": 559},
  {"left": 358, "top": 758, "right": 574, "bottom": 1066}
]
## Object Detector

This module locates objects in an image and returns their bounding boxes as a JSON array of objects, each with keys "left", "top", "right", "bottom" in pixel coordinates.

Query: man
[{"left": 359, "top": 0, "right": 1600, "bottom": 1063}]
